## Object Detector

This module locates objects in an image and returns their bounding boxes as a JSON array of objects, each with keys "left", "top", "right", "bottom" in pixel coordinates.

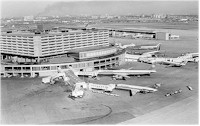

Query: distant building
[
  {"left": 35, "top": 16, "right": 47, "bottom": 20},
  {"left": 155, "top": 32, "right": 179, "bottom": 40},
  {"left": 155, "top": 32, "right": 170, "bottom": 40},
  {"left": 24, "top": 16, "right": 34, "bottom": 21},
  {"left": 151, "top": 14, "right": 167, "bottom": 19},
  {"left": 68, "top": 46, "right": 117, "bottom": 60},
  {"left": 37, "top": 24, "right": 44, "bottom": 32},
  {"left": 169, "top": 35, "right": 180, "bottom": 40},
  {"left": 91, "top": 16, "right": 99, "bottom": 19}
]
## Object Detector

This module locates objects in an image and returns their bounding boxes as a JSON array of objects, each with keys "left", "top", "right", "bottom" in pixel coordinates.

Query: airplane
[
  {"left": 139, "top": 57, "right": 188, "bottom": 67},
  {"left": 42, "top": 67, "right": 157, "bottom": 98},
  {"left": 128, "top": 43, "right": 161, "bottom": 51},
  {"left": 178, "top": 53, "right": 199, "bottom": 63},
  {"left": 66, "top": 65, "right": 156, "bottom": 79},
  {"left": 138, "top": 57, "right": 166, "bottom": 64},
  {"left": 125, "top": 51, "right": 160, "bottom": 61},
  {"left": 161, "top": 59, "right": 188, "bottom": 67},
  {"left": 88, "top": 83, "right": 116, "bottom": 92},
  {"left": 115, "top": 43, "right": 136, "bottom": 49},
  {"left": 97, "top": 65, "right": 156, "bottom": 79},
  {"left": 115, "top": 84, "right": 158, "bottom": 96}
]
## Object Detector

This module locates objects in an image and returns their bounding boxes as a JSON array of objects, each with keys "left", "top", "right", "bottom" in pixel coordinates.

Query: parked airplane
[
  {"left": 116, "top": 43, "right": 136, "bottom": 49},
  {"left": 161, "top": 59, "right": 188, "bottom": 67},
  {"left": 139, "top": 57, "right": 188, "bottom": 67},
  {"left": 130, "top": 43, "right": 161, "bottom": 51},
  {"left": 98, "top": 65, "right": 156, "bottom": 79},
  {"left": 125, "top": 51, "right": 160, "bottom": 61},
  {"left": 115, "top": 84, "right": 158, "bottom": 96},
  {"left": 88, "top": 83, "right": 116, "bottom": 92},
  {"left": 138, "top": 57, "right": 166, "bottom": 64},
  {"left": 178, "top": 53, "right": 199, "bottom": 63}
]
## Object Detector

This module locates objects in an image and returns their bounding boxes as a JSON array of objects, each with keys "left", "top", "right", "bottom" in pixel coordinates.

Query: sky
[
  {"left": 1, "top": 1, "right": 56, "bottom": 18},
  {"left": 1, "top": 0, "right": 198, "bottom": 18}
]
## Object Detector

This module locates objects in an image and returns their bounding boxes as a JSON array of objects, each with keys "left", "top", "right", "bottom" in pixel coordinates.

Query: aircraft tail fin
[
  {"left": 130, "top": 89, "right": 138, "bottom": 96},
  {"left": 181, "top": 60, "right": 188, "bottom": 66},
  {"left": 149, "top": 63, "right": 156, "bottom": 70},
  {"left": 156, "top": 43, "right": 161, "bottom": 51},
  {"left": 128, "top": 67, "right": 134, "bottom": 70}
]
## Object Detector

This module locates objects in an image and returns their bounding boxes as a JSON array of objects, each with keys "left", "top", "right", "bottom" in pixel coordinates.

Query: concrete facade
[
  {"left": 1, "top": 51, "right": 125, "bottom": 77},
  {"left": 0, "top": 29, "right": 109, "bottom": 59}
]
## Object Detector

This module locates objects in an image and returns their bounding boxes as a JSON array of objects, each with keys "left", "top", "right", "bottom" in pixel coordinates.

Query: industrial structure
[{"left": 108, "top": 28, "right": 179, "bottom": 40}]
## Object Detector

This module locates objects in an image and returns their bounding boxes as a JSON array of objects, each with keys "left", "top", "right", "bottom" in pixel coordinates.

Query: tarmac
[
  {"left": 1, "top": 24, "right": 198, "bottom": 124},
  {"left": 119, "top": 95, "right": 198, "bottom": 124}
]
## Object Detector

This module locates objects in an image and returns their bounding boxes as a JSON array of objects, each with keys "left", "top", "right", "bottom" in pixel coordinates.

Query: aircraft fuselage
[{"left": 98, "top": 69, "right": 156, "bottom": 75}]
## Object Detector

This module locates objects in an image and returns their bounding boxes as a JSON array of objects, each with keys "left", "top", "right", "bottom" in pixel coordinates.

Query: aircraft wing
[
  {"left": 166, "top": 64, "right": 174, "bottom": 67},
  {"left": 143, "top": 51, "right": 160, "bottom": 55},
  {"left": 164, "top": 61, "right": 182, "bottom": 67},
  {"left": 115, "top": 84, "right": 157, "bottom": 96},
  {"left": 130, "top": 89, "right": 139, "bottom": 96},
  {"left": 114, "top": 73, "right": 130, "bottom": 78},
  {"left": 116, "top": 86, "right": 139, "bottom": 91}
]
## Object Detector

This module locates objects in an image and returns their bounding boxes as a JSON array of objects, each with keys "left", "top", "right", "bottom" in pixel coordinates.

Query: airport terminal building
[
  {"left": 0, "top": 28, "right": 109, "bottom": 62},
  {"left": 1, "top": 28, "right": 125, "bottom": 77}
]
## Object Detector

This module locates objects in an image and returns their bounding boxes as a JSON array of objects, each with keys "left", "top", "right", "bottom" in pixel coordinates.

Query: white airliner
[
  {"left": 178, "top": 53, "right": 199, "bottom": 63},
  {"left": 138, "top": 57, "right": 166, "bottom": 64},
  {"left": 125, "top": 51, "right": 160, "bottom": 61},
  {"left": 131, "top": 43, "right": 161, "bottom": 50},
  {"left": 161, "top": 59, "right": 188, "bottom": 67},
  {"left": 139, "top": 57, "right": 188, "bottom": 67},
  {"left": 116, "top": 43, "right": 136, "bottom": 49},
  {"left": 115, "top": 84, "right": 157, "bottom": 96},
  {"left": 88, "top": 83, "right": 116, "bottom": 92},
  {"left": 67, "top": 65, "right": 156, "bottom": 79},
  {"left": 98, "top": 65, "right": 156, "bottom": 79}
]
